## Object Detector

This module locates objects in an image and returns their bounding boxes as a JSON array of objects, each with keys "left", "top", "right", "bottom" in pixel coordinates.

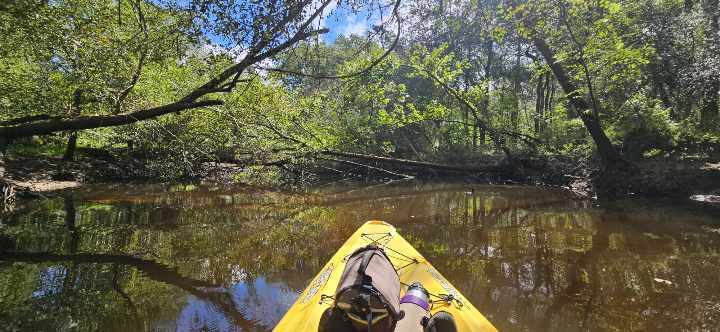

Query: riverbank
[
  {"left": 3, "top": 149, "right": 719, "bottom": 209},
  {"left": 4, "top": 156, "right": 240, "bottom": 193}
]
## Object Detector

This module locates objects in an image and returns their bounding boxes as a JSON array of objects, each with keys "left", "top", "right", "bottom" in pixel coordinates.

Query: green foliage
[
  {"left": 408, "top": 44, "right": 467, "bottom": 84},
  {"left": 233, "top": 166, "right": 283, "bottom": 187},
  {"left": 609, "top": 92, "right": 678, "bottom": 158},
  {"left": 6, "top": 137, "right": 67, "bottom": 158},
  {"left": 1, "top": 0, "right": 717, "bottom": 182},
  {"left": 0, "top": 0, "right": 191, "bottom": 122}
]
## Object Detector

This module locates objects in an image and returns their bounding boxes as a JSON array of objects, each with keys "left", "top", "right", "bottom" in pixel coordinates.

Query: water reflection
[{"left": 1, "top": 182, "right": 719, "bottom": 331}]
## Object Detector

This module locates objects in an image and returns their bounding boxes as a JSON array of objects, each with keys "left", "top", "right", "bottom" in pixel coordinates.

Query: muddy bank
[{"left": 3, "top": 154, "right": 243, "bottom": 200}]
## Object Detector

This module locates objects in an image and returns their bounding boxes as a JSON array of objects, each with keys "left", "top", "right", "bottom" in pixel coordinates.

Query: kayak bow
[{"left": 274, "top": 220, "right": 497, "bottom": 332}]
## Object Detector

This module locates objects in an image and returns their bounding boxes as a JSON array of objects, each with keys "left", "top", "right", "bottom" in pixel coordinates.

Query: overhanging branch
[
  {"left": 0, "top": 100, "right": 223, "bottom": 139},
  {"left": 256, "top": 0, "right": 402, "bottom": 79}
]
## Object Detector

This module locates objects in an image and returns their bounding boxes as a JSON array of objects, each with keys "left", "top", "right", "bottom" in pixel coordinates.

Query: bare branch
[
  {"left": 257, "top": 0, "right": 403, "bottom": 79},
  {"left": 319, "top": 156, "right": 415, "bottom": 179},
  {"left": 115, "top": 0, "right": 149, "bottom": 113},
  {"left": 559, "top": 3, "right": 601, "bottom": 118},
  {"left": 179, "top": 1, "right": 333, "bottom": 103}
]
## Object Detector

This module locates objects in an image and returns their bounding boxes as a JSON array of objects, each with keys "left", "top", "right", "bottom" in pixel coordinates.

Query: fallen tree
[{"left": 321, "top": 150, "right": 503, "bottom": 174}]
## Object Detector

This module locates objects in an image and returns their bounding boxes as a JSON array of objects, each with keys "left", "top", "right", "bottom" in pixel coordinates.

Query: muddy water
[{"left": 1, "top": 182, "right": 719, "bottom": 331}]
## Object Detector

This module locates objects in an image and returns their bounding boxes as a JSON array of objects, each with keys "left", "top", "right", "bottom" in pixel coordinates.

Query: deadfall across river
[{"left": 1, "top": 182, "right": 719, "bottom": 331}]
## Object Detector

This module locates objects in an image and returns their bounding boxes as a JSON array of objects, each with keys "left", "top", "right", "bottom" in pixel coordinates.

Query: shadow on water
[{"left": 1, "top": 182, "right": 719, "bottom": 331}]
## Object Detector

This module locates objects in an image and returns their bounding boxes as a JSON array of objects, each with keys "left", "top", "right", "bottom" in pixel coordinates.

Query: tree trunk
[
  {"left": 472, "top": 120, "right": 478, "bottom": 151},
  {"left": 535, "top": 73, "right": 546, "bottom": 135},
  {"left": 701, "top": 81, "right": 720, "bottom": 126},
  {"left": 63, "top": 133, "right": 78, "bottom": 161},
  {"left": 699, "top": 0, "right": 719, "bottom": 127},
  {"left": 511, "top": 40, "right": 521, "bottom": 135},
  {"left": 0, "top": 100, "right": 222, "bottom": 140},
  {"left": 463, "top": 72, "right": 471, "bottom": 148},
  {"left": 0, "top": 115, "right": 56, "bottom": 126},
  {"left": 531, "top": 36, "right": 622, "bottom": 164},
  {"left": 545, "top": 76, "right": 555, "bottom": 117},
  {"left": 479, "top": 38, "right": 494, "bottom": 146},
  {"left": 63, "top": 89, "right": 82, "bottom": 161},
  {"left": 531, "top": 35, "right": 637, "bottom": 200}
]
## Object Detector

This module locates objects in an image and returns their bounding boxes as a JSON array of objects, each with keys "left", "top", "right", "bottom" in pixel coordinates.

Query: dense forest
[{"left": 1, "top": 0, "right": 719, "bottom": 205}]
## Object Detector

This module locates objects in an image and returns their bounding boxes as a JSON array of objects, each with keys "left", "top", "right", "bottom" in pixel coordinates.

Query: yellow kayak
[{"left": 274, "top": 220, "right": 497, "bottom": 332}]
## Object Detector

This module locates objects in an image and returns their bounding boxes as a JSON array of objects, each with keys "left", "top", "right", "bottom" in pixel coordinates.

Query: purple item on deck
[{"left": 400, "top": 294, "right": 430, "bottom": 311}]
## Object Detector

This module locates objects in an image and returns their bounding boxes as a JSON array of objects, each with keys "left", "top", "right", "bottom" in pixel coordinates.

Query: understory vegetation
[{"left": 1, "top": 0, "right": 719, "bottom": 200}]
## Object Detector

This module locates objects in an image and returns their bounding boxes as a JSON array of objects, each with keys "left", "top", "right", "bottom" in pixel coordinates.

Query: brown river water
[{"left": 1, "top": 182, "right": 719, "bottom": 331}]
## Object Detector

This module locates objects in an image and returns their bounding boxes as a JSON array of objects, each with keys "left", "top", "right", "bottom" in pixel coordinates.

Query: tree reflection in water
[{"left": 1, "top": 183, "right": 719, "bottom": 331}]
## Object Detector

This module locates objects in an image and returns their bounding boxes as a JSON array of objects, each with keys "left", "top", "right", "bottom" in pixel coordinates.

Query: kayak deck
[{"left": 274, "top": 220, "right": 497, "bottom": 332}]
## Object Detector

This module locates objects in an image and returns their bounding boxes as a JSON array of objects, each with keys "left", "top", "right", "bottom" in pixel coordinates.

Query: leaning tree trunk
[
  {"left": 532, "top": 36, "right": 622, "bottom": 164},
  {"left": 531, "top": 36, "right": 636, "bottom": 200}
]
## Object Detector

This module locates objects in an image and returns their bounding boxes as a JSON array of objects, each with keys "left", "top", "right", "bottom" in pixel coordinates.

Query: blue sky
[
  {"left": 194, "top": 2, "right": 389, "bottom": 58},
  {"left": 320, "top": 6, "right": 380, "bottom": 43},
  {"left": 154, "top": 0, "right": 382, "bottom": 47}
]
